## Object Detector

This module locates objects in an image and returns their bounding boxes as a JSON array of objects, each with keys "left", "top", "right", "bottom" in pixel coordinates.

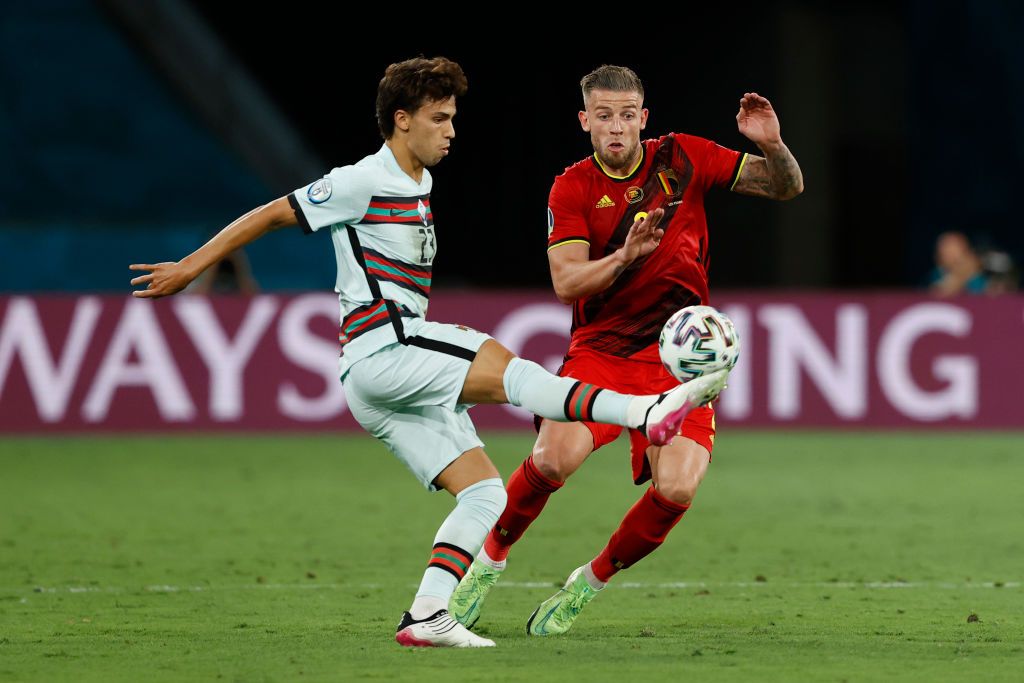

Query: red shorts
[{"left": 536, "top": 350, "right": 717, "bottom": 485}]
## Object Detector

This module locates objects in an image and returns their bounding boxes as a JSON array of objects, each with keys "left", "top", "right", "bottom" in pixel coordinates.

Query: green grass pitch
[{"left": 1, "top": 432, "right": 1022, "bottom": 681}]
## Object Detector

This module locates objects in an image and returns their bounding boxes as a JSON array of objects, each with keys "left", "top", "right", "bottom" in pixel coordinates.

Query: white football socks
[
  {"left": 583, "top": 562, "right": 607, "bottom": 591},
  {"left": 476, "top": 546, "right": 507, "bottom": 571},
  {"left": 502, "top": 357, "right": 652, "bottom": 427},
  {"left": 410, "top": 478, "right": 506, "bottom": 620}
]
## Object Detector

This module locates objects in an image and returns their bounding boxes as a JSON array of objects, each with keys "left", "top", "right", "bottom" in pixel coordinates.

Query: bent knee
[
  {"left": 531, "top": 442, "right": 589, "bottom": 483},
  {"left": 485, "top": 482, "right": 508, "bottom": 517},
  {"left": 459, "top": 477, "right": 507, "bottom": 521},
  {"left": 655, "top": 476, "right": 702, "bottom": 506}
]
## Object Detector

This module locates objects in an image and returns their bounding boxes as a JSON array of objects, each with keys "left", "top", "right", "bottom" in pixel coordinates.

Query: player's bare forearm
[
  {"left": 548, "top": 209, "right": 663, "bottom": 303},
  {"left": 180, "top": 201, "right": 290, "bottom": 275},
  {"left": 733, "top": 92, "right": 803, "bottom": 200},
  {"left": 548, "top": 245, "right": 633, "bottom": 304},
  {"left": 762, "top": 140, "right": 804, "bottom": 199},
  {"left": 130, "top": 196, "right": 296, "bottom": 298},
  {"left": 732, "top": 143, "right": 804, "bottom": 200}
]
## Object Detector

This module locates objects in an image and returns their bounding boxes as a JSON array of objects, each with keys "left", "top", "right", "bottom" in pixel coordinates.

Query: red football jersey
[{"left": 547, "top": 133, "right": 745, "bottom": 363}]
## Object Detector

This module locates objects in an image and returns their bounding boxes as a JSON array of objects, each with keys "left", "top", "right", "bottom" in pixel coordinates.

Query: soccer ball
[{"left": 658, "top": 305, "right": 740, "bottom": 382}]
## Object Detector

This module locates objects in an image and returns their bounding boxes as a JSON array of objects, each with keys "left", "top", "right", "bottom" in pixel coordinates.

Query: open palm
[
  {"left": 621, "top": 208, "right": 665, "bottom": 261},
  {"left": 736, "top": 92, "right": 781, "bottom": 146}
]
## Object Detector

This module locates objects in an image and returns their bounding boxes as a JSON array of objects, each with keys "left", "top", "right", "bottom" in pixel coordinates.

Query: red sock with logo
[
  {"left": 483, "top": 456, "right": 562, "bottom": 562},
  {"left": 591, "top": 486, "right": 690, "bottom": 582}
]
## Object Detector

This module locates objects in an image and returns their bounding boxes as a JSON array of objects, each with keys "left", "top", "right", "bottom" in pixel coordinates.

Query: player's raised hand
[
  {"left": 736, "top": 92, "right": 781, "bottom": 147},
  {"left": 621, "top": 207, "right": 665, "bottom": 262},
  {"left": 129, "top": 262, "right": 195, "bottom": 298}
]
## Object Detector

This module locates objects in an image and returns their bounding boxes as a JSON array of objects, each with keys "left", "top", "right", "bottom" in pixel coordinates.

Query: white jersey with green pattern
[{"left": 289, "top": 143, "right": 437, "bottom": 377}]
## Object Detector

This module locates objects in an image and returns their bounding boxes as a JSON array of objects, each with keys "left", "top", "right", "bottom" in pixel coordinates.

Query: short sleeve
[
  {"left": 289, "top": 164, "right": 373, "bottom": 234},
  {"left": 546, "top": 175, "right": 590, "bottom": 251},
  {"left": 675, "top": 134, "right": 745, "bottom": 193}
]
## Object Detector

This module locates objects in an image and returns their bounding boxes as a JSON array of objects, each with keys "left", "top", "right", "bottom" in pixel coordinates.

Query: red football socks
[
  {"left": 591, "top": 486, "right": 690, "bottom": 582},
  {"left": 483, "top": 456, "right": 562, "bottom": 562}
]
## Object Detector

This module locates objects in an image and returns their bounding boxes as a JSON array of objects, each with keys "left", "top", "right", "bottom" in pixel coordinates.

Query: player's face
[
  {"left": 579, "top": 90, "right": 648, "bottom": 174},
  {"left": 405, "top": 96, "right": 457, "bottom": 168}
]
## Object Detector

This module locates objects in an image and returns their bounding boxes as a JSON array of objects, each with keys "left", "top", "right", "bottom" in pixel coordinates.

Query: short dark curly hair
[{"left": 375, "top": 56, "right": 468, "bottom": 139}]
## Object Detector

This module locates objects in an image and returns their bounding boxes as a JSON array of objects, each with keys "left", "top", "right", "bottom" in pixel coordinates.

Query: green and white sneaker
[
  {"left": 449, "top": 560, "right": 503, "bottom": 629},
  {"left": 526, "top": 565, "right": 601, "bottom": 636}
]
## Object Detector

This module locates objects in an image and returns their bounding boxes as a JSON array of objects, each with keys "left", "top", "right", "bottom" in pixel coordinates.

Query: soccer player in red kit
[{"left": 450, "top": 65, "right": 803, "bottom": 635}]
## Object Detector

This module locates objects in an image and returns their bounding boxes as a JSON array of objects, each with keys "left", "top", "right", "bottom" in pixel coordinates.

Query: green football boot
[
  {"left": 526, "top": 566, "right": 601, "bottom": 636},
  {"left": 449, "top": 560, "right": 503, "bottom": 629}
]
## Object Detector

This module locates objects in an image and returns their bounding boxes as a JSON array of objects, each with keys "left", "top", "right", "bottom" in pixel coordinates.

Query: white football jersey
[{"left": 290, "top": 143, "right": 437, "bottom": 376}]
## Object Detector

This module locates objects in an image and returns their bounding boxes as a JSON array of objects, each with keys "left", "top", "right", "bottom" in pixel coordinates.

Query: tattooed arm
[{"left": 730, "top": 92, "right": 804, "bottom": 200}]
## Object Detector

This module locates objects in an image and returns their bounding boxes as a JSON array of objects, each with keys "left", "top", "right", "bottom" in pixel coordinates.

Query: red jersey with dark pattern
[{"left": 547, "top": 133, "right": 745, "bottom": 363}]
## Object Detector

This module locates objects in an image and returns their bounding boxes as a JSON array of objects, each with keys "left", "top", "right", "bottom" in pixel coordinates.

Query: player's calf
[{"left": 501, "top": 357, "right": 728, "bottom": 442}]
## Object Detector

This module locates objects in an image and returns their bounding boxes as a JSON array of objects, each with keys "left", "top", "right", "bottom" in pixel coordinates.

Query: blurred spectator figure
[
  {"left": 189, "top": 247, "right": 259, "bottom": 295},
  {"left": 929, "top": 231, "right": 988, "bottom": 296},
  {"left": 979, "top": 248, "right": 1019, "bottom": 294}
]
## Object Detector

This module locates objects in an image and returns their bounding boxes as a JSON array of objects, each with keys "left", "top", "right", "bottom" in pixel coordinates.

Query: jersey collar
[
  {"left": 591, "top": 145, "right": 646, "bottom": 183},
  {"left": 379, "top": 143, "right": 430, "bottom": 191}
]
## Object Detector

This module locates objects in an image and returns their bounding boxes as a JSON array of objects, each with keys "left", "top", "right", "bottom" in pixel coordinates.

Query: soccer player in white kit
[{"left": 129, "top": 56, "right": 729, "bottom": 648}]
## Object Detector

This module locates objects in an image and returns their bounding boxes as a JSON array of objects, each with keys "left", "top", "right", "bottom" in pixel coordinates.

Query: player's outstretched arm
[
  {"left": 129, "top": 196, "right": 298, "bottom": 298},
  {"left": 731, "top": 92, "right": 804, "bottom": 201},
  {"left": 548, "top": 208, "right": 664, "bottom": 304}
]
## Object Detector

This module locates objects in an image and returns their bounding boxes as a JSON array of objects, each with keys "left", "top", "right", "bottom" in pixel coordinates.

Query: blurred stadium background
[{"left": 1, "top": 1, "right": 1022, "bottom": 681}]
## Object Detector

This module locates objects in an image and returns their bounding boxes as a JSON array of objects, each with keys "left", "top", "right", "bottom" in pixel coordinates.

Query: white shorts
[{"left": 342, "top": 319, "right": 493, "bottom": 491}]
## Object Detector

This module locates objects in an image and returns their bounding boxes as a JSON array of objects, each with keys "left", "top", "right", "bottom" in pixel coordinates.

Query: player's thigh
[
  {"left": 345, "top": 320, "right": 492, "bottom": 412},
  {"left": 346, "top": 390, "right": 484, "bottom": 492},
  {"left": 647, "top": 437, "right": 711, "bottom": 505},
  {"left": 459, "top": 339, "right": 515, "bottom": 405},
  {"left": 629, "top": 404, "right": 716, "bottom": 485},
  {"left": 531, "top": 418, "right": 599, "bottom": 482}
]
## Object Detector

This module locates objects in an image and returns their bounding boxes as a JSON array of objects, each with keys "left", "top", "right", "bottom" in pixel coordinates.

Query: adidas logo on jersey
[{"left": 595, "top": 195, "right": 616, "bottom": 208}]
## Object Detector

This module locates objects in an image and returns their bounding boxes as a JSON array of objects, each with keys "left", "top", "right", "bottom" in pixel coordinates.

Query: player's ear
[
  {"left": 578, "top": 110, "right": 590, "bottom": 132},
  {"left": 640, "top": 108, "right": 649, "bottom": 131},
  {"left": 394, "top": 109, "right": 411, "bottom": 133}
]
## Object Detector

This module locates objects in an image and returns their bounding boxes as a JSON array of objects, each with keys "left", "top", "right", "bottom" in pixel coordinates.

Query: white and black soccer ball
[{"left": 658, "top": 305, "right": 741, "bottom": 382}]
